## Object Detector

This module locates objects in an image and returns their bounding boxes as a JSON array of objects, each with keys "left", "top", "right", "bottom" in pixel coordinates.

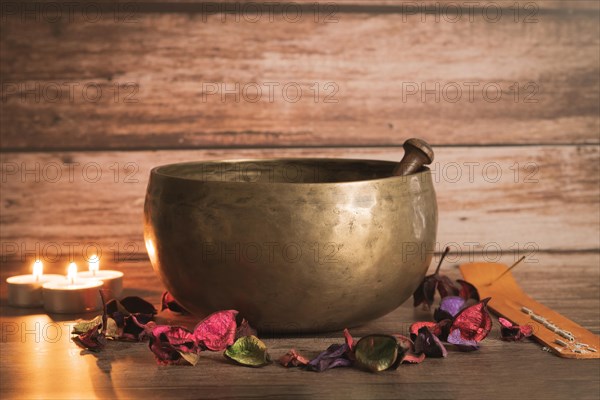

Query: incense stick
[{"left": 487, "top": 256, "right": 526, "bottom": 285}]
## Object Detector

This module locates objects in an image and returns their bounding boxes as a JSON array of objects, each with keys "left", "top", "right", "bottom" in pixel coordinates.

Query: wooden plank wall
[{"left": 1, "top": 1, "right": 599, "bottom": 264}]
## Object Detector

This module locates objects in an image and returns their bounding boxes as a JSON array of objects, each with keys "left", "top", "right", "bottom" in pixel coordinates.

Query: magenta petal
[
  {"left": 447, "top": 328, "right": 479, "bottom": 351},
  {"left": 193, "top": 310, "right": 239, "bottom": 351},
  {"left": 153, "top": 325, "right": 196, "bottom": 352}
]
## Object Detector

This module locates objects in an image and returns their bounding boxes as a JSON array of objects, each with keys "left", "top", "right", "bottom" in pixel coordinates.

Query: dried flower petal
[
  {"left": 161, "top": 291, "right": 190, "bottom": 314},
  {"left": 235, "top": 319, "right": 257, "bottom": 339},
  {"left": 354, "top": 335, "right": 399, "bottom": 372},
  {"left": 456, "top": 279, "right": 480, "bottom": 302},
  {"left": 148, "top": 325, "right": 198, "bottom": 365},
  {"left": 194, "top": 310, "right": 239, "bottom": 351},
  {"left": 72, "top": 315, "right": 103, "bottom": 335},
  {"left": 224, "top": 336, "right": 270, "bottom": 367},
  {"left": 73, "top": 316, "right": 118, "bottom": 339},
  {"left": 343, "top": 328, "right": 356, "bottom": 352},
  {"left": 121, "top": 314, "right": 152, "bottom": 341},
  {"left": 105, "top": 299, "right": 128, "bottom": 316},
  {"left": 440, "top": 296, "right": 466, "bottom": 317},
  {"left": 447, "top": 328, "right": 479, "bottom": 351},
  {"left": 413, "top": 275, "right": 438, "bottom": 310},
  {"left": 414, "top": 327, "right": 447, "bottom": 358},
  {"left": 306, "top": 344, "right": 353, "bottom": 372},
  {"left": 437, "top": 275, "right": 459, "bottom": 298},
  {"left": 409, "top": 321, "right": 442, "bottom": 341},
  {"left": 394, "top": 335, "right": 425, "bottom": 364},
  {"left": 73, "top": 324, "right": 106, "bottom": 352},
  {"left": 450, "top": 298, "right": 492, "bottom": 342},
  {"left": 120, "top": 296, "right": 157, "bottom": 315},
  {"left": 498, "top": 317, "right": 533, "bottom": 341},
  {"left": 279, "top": 349, "right": 310, "bottom": 367}
]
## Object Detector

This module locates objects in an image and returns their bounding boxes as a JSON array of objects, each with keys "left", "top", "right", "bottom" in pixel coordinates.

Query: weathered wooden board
[
  {"left": 0, "top": 252, "right": 598, "bottom": 400},
  {"left": 1, "top": 145, "right": 598, "bottom": 260},
  {"left": 1, "top": 4, "right": 598, "bottom": 149}
]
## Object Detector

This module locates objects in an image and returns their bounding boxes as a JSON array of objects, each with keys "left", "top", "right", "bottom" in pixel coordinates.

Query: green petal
[
  {"left": 104, "top": 318, "right": 119, "bottom": 339},
  {"left": 224, "top": 336, "right": 270, "bottom": 367},
  {"left": 179, "top": 351, "right": 200, "bottom": 366},
  {"left": 354, "top": 334, "right": 399, "bottom": 372},
  {"left": 72, "top": 315, "right": 103, "bottom": 334}
]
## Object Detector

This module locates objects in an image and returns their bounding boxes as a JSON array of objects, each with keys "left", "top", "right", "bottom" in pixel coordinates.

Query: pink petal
[{"left": 193, "top": 310, "right": 239, "bottom": 351}]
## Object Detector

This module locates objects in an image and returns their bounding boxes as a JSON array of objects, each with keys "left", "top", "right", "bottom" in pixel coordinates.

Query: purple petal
[
  {"left": 306, "top": 344, "right": 352, "bottom": 372},
  {"left": 439, "top": 296, "right": 466, "bottom": 317},
  {"left": 447, "top": 328, "right": 479, "bottom": 351},
  {"left": 414, "top": 327, "right": 447, "bottom": 358}
]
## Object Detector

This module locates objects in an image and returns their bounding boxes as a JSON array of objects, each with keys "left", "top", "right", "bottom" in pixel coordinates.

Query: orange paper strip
[{"left": 460, "top": 262, "right": 599, "bottom": 359}]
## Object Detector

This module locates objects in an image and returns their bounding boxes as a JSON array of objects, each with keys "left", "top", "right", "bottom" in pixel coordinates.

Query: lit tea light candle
[
  {"left": 6, "top": 260, "right": 63, "bottom": 307},
  {"left": 77, "top": 255, "right": 123, "bottom": 298},
  {"left": 42, "top": 262, "right": 103, "bottom": 314}
]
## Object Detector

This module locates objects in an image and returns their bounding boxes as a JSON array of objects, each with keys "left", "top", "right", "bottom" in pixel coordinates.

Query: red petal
[
  {"left": 409, "top": 321, "right": 441, "bottom": 340},
  {"left": 161, "top": 291, "right": 190, "bottom": 314},
  {"left": 193, "top": 310, "right": 238, "bottom": 351},
  {"left": 394, "top": 334, "right": 426, "bottom": 364},
  {"left": 456, "top": 279, "right": 480, "bottom": 301},
  {"left": 436, "top": 275, "right": 459, "bottom": 298},
  {"left": 450, "top": 298, "right": 492, "bottom": 342},
  {"left": 279, "top": 349, "right": 310, "bottom": 367},
  {"left": 343, "top": 328, "right": 355, "bottom": 352},
  {"left": 520, "top": 324, "right": 533, "bottom": 337}
]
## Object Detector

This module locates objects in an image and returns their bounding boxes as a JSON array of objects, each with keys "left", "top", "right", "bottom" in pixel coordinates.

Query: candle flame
[
  {"left": 32, "top": 260, "right": 43, "bottom": 282},
  {"left": 67, "top": 262, "right": 77, "bottom": 285},
  {"left": 89, "top": 254, "right": 100, "bottom": 276}
]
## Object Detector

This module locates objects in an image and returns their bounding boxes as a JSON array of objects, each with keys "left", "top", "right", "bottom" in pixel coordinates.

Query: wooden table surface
[{"left": 1, "top": 253, "right": 598, "bottom": 400}]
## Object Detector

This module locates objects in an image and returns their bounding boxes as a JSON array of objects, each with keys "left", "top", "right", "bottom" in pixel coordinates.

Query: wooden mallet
[{"left": 393, "top": 138, "right": 435, "bottom": 176}]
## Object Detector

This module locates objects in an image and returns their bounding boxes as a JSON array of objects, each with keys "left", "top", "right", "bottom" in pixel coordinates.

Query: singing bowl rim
[{"left": 149, "top": 157, "right": 431, "bottom": 185}]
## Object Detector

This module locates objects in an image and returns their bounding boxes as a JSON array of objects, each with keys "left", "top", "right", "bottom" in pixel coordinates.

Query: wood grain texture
[
  {"left": 1, "top": 4, "right": 598, "bottom": 149},
  {"left": 1, "top": 145, "right": 598, "bottom": 259},
  {"left": 0, "top": 252, "right": 598, "bottom": 400}
]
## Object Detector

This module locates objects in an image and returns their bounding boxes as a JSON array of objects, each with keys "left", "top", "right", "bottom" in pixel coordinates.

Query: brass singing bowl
[{"left": 144, "top": 159, "right": 437, "bottom": 333}]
